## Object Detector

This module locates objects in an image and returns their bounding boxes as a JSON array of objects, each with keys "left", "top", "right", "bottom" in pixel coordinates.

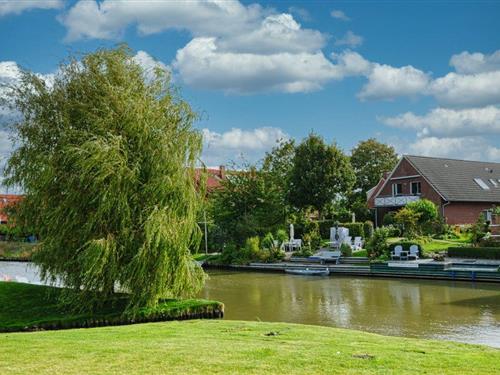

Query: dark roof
[{"left": 404, "top": 155, "right": 500, "bottom": 202}]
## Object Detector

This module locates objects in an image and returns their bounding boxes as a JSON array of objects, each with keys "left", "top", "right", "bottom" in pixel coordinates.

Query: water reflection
[
  {"left": 1, "top": 262, "right": 499, "bottom": 347},
  {"left": 201, "top": 270, "right": 500, "bottom": 347}
]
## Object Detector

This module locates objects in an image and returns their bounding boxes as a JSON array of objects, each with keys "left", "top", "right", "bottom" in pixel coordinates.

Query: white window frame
[
  {"left": 411, "top": 181, "right": 422, "bottom": 195},
  {"left": 392, "top": 183, "right": 403, "bottom": 196}
]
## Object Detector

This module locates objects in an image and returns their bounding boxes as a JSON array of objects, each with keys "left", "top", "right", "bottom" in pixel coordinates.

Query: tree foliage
[
  {"left": 211, "top": 165, "right": 285, "bottom": 246},
  {"left": 3, "top": 46, "right": 205, "bottom": 310},
  {"left": 350, "top": 138, "right": 398, "bottom": 194},
  {"left": 287, "top": 133, "right": 355, "bottom": 214},
  {"left": 405, "top": 199, "right": 438, "bottom": 224}
]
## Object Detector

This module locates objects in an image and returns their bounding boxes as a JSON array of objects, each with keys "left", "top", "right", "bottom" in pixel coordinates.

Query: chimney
[{"left": 219, "top": 165, "right": 226, "bottom": 179}]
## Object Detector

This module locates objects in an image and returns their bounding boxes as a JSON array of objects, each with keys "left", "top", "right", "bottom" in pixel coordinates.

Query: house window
[
  {"left": 392, "top": 183, "right": 403, "bottom": 196},
  {"left": 411, "top": 181, "right": 421, "bottom": 195}
]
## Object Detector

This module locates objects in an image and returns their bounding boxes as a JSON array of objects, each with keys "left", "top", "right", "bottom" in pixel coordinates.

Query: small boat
[{"left": 285, "top": 268, "right": 330, "bottom": 276}]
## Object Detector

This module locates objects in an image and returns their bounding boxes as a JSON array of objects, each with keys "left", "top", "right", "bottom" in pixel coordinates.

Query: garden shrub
[
  {"left": 382, "top": 212, "right": 396, "bottom": 226},
  {"left": 366, "top": 227, "right": 389, "bottom": 258},
  {"left": 363, "top": 221, "right": 374, "bottom": 239},
  {"left": 406, "top": 199, "right": 438, "bottom": 224},
  {"left": 470, "top": 214, "right": 489, "bottom": 246},
  {"left": 447, "top": 247, "right": 500, "bottom": 259},
  {"left": 383, "top": 224, "right": 401, "bottom": 237},
  {"left": 340, "top": 242, "right": 352, "bottom": 257},
  {"left": 479, "top": 238, "right": 500, "bottom": 247}
]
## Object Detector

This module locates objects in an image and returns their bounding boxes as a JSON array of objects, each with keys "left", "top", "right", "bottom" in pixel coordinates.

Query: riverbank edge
[
  {"left": 203, "top": 262, "right": 500, "bottom": 283},
  {"left": 0, "top": 282, "right": 224, "bottom": 333}
]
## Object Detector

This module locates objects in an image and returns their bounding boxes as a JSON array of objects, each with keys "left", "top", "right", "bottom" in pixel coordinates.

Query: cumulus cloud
[
  {"left": 173, "top": 37, "right": 341, "bottom": 94},
  {"left": 132, "top": 50, "right": 171, "bottom": 82},
  {"left": 380, "top": 106, "right": 500, "bottom": 137},
  {"left": 217, "top": 13, "right": 326, "bottom": 55},
  {"left": 60, "top": 0, "right": 263, "bottom": 41},
  {"left": 330, "top": 50, "right": 371, "bottom": 76},
  {"left": 0, "top": 0, "right": 62, "bottom": 16},
  {"left": 331, "top": 10, "right": 350, "bottom": 21},
  {"left": 359, "top": 64, "right": 431, "bottom": 100},
  {"left": 429, "top": 71, "right": 500, "bottom": 108},
  {"left": 408, "top": 136, "right": 500, "bottom": 162},
  {"left": 335, "top": 31, "right": 363, "bottom": 48},
  {"left": 449, "top": 50, "right": 500, "bottom": 74},
  {"left": 201, "top": 127, "right": 288, "bottom": 165}
]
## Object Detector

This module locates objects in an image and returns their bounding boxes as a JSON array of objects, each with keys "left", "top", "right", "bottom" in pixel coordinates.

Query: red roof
[
  {"left": 194, "top": 166, "right": 226, "bottom": 192},
  {"left": 0, "top": 194, "right": 23, "bottom": 223}
]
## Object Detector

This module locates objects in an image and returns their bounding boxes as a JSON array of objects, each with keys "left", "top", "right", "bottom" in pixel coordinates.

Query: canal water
[{"left": 2, "top": 262, "right": 499, "bottom": 348}]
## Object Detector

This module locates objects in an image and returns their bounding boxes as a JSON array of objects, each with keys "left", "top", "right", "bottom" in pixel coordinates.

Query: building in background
[
  {"left": 368, "top": 155, "right": 500, "bottom": 225},
  {"left": 0, "top": 194, "right": 23, "bottom": 224}
]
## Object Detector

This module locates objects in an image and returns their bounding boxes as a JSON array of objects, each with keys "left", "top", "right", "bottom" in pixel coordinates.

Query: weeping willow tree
[{"left": 3, "top": 46, "right": 206, "bottom": 310}]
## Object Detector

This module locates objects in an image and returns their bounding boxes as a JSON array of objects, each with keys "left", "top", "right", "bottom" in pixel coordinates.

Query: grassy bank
[
  {"left": 0, "top": 320, "right": 498, "bottom": 374},
  {"left": 0, "top": 282, "right": 223, "bottom": 332},
  {"left": 0, "top": 241, "right": 37, "bottom": 261}
]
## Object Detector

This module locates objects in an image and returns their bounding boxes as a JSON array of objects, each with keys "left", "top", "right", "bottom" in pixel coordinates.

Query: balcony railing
[{"left": 374, "top": 195, "right": 420, "bottom": 207}]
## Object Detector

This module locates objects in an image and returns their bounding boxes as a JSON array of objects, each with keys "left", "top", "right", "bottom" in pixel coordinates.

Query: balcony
[{"left": 374, "top": 195, "right": 420, "bottom": 207}]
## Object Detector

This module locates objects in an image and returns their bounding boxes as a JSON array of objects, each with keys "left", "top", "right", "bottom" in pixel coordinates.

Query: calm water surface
[{"left": 2, "top": 262, "right": 499, "bottom": 347}]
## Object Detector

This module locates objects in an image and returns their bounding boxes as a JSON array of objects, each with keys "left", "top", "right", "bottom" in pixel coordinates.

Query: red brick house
[
  {"left": 367, "top": 155, "right": 500, "bottom": 226},
  {"left": 194, "top": 165, "right": 226, "bottom": 193},
  {"left": 0, "top": 194, "right": 23, "bottom": 224}
]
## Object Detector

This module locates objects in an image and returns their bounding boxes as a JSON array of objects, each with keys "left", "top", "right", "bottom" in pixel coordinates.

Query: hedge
[
  {"left": 447, "top": 247, "right": 500, "bottom": 260},
  {"left": 293, "top": 220, "right": 373, "bottom": 239}
]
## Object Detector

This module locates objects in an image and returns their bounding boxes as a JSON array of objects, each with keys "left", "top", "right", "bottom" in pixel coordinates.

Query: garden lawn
[
  {"left": 0, "top": 282, "right": 222, "bottom": 332},
  {"left": 0, "top": 320, "right": 498, "bottom": 374}
]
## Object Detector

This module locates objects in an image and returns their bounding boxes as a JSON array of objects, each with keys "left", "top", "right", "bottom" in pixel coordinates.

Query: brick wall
[
  {"left": 443, "top": 202, "right": 495, "bottom": 225},
  {"left": 377, "top": 158, "right": 443, "bottom": 207}
]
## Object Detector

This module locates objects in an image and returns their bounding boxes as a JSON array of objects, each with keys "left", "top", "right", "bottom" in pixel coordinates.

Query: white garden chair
[
  {"left": 409, "top": 245, "right": 419, "bottom": 260},
  {"left": 392, "top": 245, "right": 403, "bottom": 260}
]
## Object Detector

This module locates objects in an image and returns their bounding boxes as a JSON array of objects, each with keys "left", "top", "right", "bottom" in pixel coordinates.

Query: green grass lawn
[
  {"left": 0, "top": 319, "right": 498, "bottom": 374},
  {"left": 0, "top": 241, "right": 38, "bottom": 260},
  {"left": 0, "top": 282, "right": 222, "bottom": 332}
]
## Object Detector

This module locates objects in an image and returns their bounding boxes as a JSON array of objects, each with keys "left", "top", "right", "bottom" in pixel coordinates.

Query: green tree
[
  {"left": 350, "top": 138, "right": 398, "bottom": 194},
  {"left": 287, "top": 133, "right": 355, "bottom": 215},
  {"left": 3, "top": 46, "right": 205, "bottom": 310},
  {"left": 262, "top": 138, "right": 295, "bottom": 206},
  {"left": 406, "top": 199, "right": 438, "bottom": 224},
  {"left": 211, "top": 164, "right": 285, "bottom": 246},
  {"left": 394, "top": 207, "right": 421, "bottom": 239}
]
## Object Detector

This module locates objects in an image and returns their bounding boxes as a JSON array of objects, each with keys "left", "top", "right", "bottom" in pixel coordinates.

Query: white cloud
[
  {"left": 380, "top": 106, "right": 500, "bottom": 137},
  {"left": 331, "top": 10, "right": 350, "bottom": 21},
  {"left": 201, "top": 127, "right": 288, "bottom": 165},
  {"left": 60, "top": 0, "right": 263, "bottom": 41},
  {"left": 0, "top": 0, "right": 62, "bottom": 16},
  {"left": 217, "top": 13, "right": 326, "bottom": 55},
  {"left": 408, "top": 136, "right": 500, "bottom": 162},
  {"left": 173, "top": 37, "right": 342, "bottom": 94},
  {"left": 335, "top": 31, "right": 363, "bottom": 48},
  {"left": 449, "top": 50, "right": 500, "bottom": 74},
  {"left": 132, "top": 50, "right": 171, "bottom": 82},
  {"left": 330, "top": 50, "right": 371, "bottom": 76},
  {"left": 429, "top": 71, "right": 500, "bottom": 108},
  {"left": 359, "top": 64, "right": 431, "bottom": 100}
]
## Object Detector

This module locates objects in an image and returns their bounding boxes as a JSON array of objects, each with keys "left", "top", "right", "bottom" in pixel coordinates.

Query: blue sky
[{"left": 1, "top": 0, "right": 500, "bottom": 183}]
